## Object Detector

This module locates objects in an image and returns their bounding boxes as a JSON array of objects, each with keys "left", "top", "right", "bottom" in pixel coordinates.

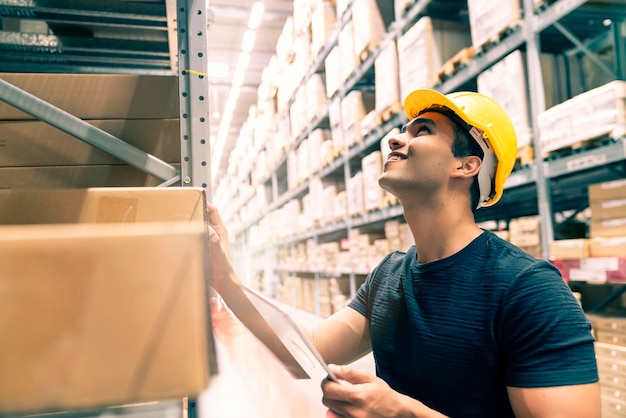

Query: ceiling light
[
  {"left": 236, "top": 52, "right": 250, "bottom": 72},
  {"left": 248, "top": 2, "right": 265, "bottom": 29},
  {"left": 207, "top": 62, "right": 229, "bottom": 78},
  {"left": 241, "top": 29, "right": 256, "bottom": 52},
  {"left": 232, "top": 69, "right": 245, "bottom": 87}
]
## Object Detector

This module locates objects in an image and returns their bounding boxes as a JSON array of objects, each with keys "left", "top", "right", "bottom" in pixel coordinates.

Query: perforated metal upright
[{"left": 176, "top": 0, "right": 213, "bottom": 200}]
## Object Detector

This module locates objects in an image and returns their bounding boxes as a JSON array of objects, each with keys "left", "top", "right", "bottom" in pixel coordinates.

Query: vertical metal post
[
  {"left": 613, "top": 19, "right": 625, "bottom": 81},
  {"left": 524, "top": 0, "right": 554, "bottom": 257},
  {"left": 177, "top": 0, "right": 213, "bottom": 199}
]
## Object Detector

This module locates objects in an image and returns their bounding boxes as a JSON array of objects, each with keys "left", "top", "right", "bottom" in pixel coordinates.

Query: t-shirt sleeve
[{"left": 500, "top": 261, "right": 598, "bottom": 387}]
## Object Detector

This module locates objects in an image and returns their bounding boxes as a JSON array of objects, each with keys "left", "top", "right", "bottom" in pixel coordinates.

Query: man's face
[{"left": 378, "top": 111, "right": 460, "bottom": 200}]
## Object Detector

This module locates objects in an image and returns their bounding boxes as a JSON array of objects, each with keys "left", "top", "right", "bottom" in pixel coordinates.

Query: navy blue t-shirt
[{"left": 349, "top": 231, "right": 598, "bottom": 417}]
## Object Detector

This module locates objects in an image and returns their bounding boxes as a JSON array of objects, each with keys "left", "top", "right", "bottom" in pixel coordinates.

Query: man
[{"left": 207, "top": 89, "right": 600, "bottom": 417}]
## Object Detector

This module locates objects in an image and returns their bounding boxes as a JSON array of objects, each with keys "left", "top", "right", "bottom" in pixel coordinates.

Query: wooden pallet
[
  {"left": 436, "top": 47, "right": 475, "bottom": 82},
  {"left": 358, "top": 40, "right": 379, "bottom": 64},
  {"left": 377, "top": 101, "right": 403, "bottom": 124},
  {"left": 476, "top": 19, "right": 521, "bottom": 54},
  {"left": 541, "top": 135, "right": 616, "bottom": 160}
]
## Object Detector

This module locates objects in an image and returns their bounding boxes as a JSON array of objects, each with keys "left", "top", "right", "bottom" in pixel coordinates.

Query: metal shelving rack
[
  {"left": 225, "top": 0, "right": 625, "bottom": 314},
  {"left": 0, "top": 0, "right": 212, "bottom": 416}
]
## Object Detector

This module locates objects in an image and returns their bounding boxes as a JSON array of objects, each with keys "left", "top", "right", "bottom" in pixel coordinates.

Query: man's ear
[{"left": 451, "top": 155, "right": 482, "bottom": 179}]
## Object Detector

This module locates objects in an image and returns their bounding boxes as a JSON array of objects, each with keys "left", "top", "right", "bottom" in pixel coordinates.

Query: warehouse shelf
[{"left": 222, "top": 0, "right": 625, "bottom": 318}]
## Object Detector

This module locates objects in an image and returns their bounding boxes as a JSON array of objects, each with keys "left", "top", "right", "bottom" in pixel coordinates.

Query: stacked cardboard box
[
  {"left": 477, "top": 50, "right": 532, "bottom": 150},
  {"left": 347, "top": 171, "right": 365, "bottom": 217},
  {"left": 538, "top": 80, "right": 626, "bottom": 156},
  {"left": 0, "top": 187, "right": 214, "bottom": 415},
  {"left": 351, "top": 0, "right": 387, "bottom": 61},
  {"left": 0, "top": 74, "right": 181, "bottom": 189},
  {"left": 341, "top": 89, "right": 376, "bottom": 147},
  {"left": 362, "top": 151, "right": 386, "bottom": 211},
  {"left": 589, "top": 316, "right": 626, "bottom": 417},
  {"left": 374, "top": 40, "right": 401, "bottom": 119},
  {"left": 589, "top": 180, "right": 626, "bottom": 241},
  {"left": 310, "top": 1, "right": 337, "bottom": 57},
  {"left": 509, "top": 216, "right": 541, "bottom": 258},
  {"left": 397, "top": 17, "right": 470, "bottom": 101},
  {"left": 466, "top": 0, "right": 521, "bottom": 50}
]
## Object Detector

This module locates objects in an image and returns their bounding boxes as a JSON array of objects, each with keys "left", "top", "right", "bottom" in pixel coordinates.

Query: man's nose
[{"left": 388, "top": 133, "right": 407, "bottom": 150}]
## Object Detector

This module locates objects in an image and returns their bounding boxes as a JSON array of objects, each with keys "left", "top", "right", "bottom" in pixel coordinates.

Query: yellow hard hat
[{"left": 404, "top": 89, "right": 518, "bottom": 208}]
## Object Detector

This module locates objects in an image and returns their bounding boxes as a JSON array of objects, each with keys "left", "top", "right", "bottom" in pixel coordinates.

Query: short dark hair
[{"left": 450, "top": 120, "right": 484, "bottom": 212}]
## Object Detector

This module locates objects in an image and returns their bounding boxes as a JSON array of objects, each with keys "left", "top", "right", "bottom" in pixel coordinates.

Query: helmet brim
[{"left": 405, "top": 89, "right": 466, "bottom": 122}]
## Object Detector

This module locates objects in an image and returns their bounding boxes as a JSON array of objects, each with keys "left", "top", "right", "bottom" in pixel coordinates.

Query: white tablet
[{"left": 239, "top": 285, "right": 338, "bottom": 383}]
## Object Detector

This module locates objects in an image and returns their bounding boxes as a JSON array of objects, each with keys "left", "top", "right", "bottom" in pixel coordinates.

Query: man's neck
[{"left": 401, "top": 202, "right": 482, "bottom": 264}]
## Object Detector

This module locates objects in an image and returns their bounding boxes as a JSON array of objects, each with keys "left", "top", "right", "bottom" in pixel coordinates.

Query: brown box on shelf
[
  {"left": 591, "top": 198, "right": 626, "bottom": 221},
  {"left": 589, "top": 179, "right": 626, "bottom": 203},
  {"left": 352, "top": 0, "right": 387, "bottom": 61},
  {"left": 591, "top": 217, "right": 626, "bottom": 238},
  {"left": 397, "top": 16, "right": 471, "bottom": 99},
  {"left": 0, "top": 73, "right": 180, "bottom": 120},
  {"left": 549, "top": 239, "right": 590, "bottom": 260},
  {"left": 0, "top": 119, "right": 181, "bottom": 167},
  {"left": 0, "top": 165, "right": 177, "bottom": 189},
  {"left": 467, "top": 0, "right": 521, "bottom": 50},
  {"left": 311, "top": 1, "right": 336, "bottom": 56},
  {"left": 338, "top": 21, "right": 357, "bottom": 83},
  {"left": 477, "top": 50, "right": 532, "bottom": 149},
  {"left": 596, "top": 342, "right": 626, "bottom": 363},
  {"left": 596, "top": 330, "right": 626, "bottom": 347},
  {"left": 590, "top": 237, "right": 626, "bottom": 257},
  {"left": 0, "top": 186, "right": 213, "bottom": 415},
  {"left": 362, "top": 151, "right": 385, "bottom": 212},
  {"left": 374, "top": 40, "right": 401, "bottom": 116},
  {"left": 589, "top": 315, "right": 626, "bottom": 334}
]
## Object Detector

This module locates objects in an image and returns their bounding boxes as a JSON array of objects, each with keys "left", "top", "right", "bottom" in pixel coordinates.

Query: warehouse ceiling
[{"left": 0, "top": 0, "right": 291, "bottom": 188}]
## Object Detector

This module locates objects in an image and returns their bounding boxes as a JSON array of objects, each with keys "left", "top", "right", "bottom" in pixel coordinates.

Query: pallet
[
  {"left": 436, "top": 47, "right": 475, "bottom": 82},
  {"left": 377, "top": 101, "right": 403, "bottom": 124},
  {"left": 358, "top": 40, "right": 379, "bottom": 64},
  {"left": 476, "top": 19, "right": 521, "bottom": 54},
  {"left": 321, "top": 147, "right": 343, "bottom": 168},
  {"left": 541, "top": 135, "right": 616, "bottom": 160}
]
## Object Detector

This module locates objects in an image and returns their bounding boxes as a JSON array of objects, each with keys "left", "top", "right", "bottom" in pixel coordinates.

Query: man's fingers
[{"left": 329, "top": 364, "right": 374, "bottom": 385}]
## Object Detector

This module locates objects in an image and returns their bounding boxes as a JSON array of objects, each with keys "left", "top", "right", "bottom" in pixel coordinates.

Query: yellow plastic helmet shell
[{"left": 404, "top": 89, "right": 518, "bottom": 207}]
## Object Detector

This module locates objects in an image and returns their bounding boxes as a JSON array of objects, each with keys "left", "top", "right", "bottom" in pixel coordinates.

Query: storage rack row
[
  {"left": 220, "top": 0, "right": 626, "bottom": 315},
  {"left": 0, "top": 1, "right": 213, "bottom": 417}
]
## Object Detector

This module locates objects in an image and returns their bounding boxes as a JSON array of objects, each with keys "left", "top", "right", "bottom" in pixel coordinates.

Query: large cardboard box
[
  {"left": 0, "top": 119, "right": 181, "bottom": 167},
  {"left": 0, "top": 73, "right": 180, "bottom": 120},
  {"left": 0, "top": 187, "right": 214, "bottom": 415}
]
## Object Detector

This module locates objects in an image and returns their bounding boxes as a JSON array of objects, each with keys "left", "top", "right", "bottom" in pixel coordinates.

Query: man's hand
[
  {"left": 321, "top": 365, "right": 447, "bottom": 418},
  {"left": 206, "top": 203, "right": 240, "bottom": 295}
]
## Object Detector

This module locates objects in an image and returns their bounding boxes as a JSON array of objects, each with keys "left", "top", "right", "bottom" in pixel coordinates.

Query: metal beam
[
  {"left": 177, "top": 0, "right": 213, "bottom": 197},
  {"left": 0, "top": 0, "right": 167, "bottom": 28},
  {"left": 0, "top": 78, "right": 179, "bottom": 182}
]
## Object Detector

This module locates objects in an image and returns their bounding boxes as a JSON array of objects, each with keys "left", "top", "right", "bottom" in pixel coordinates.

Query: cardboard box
[
  {"left": 352, "top": 0, "right": 386, "bottom": 58},
  {"left": 0, "top": 165, "right": 174, "bottom": 189},
  {"left": 0, "top": 119, "right": 181, "bottom": 167},
  {"left": 591, "top": 217, "right": 626, "bottom": 238},
  {"left": 591, "top": 198, "right": 626, "bottom": 221},
  {"left": 477, "top": 50, "right": 532, "bottom": 149},
  {"left": 467, "top": 0, "right": 521, "bottom": 49},
  {"left": 591, "top": 237, "right": 626, "bottom": 257},
  {"left": 549, "top": 239, "right": 590, "bottom": 260},
  {"left": 375, "top": 40, "right": 401, "bottom": 115},
  {"left": 397, "top": 17, "right": 470, "bottom": 100},
  {"left": 0, "top": 193, "right": 213, "bottom": 415},
  {"left": 311, "top": 1, "right": 337, "bottom": 57},
  {"left": 0, "top": 73, "right": 180, "bottom": 120},
  {"left": 589, "top": 179, "right": 626, "bottom": 203}
]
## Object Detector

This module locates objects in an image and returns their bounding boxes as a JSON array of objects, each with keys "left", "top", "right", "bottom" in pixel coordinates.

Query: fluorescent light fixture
[
  {"left": 248, "top": 2, "right": 265, "bottom": 29},
  {"left": 232, "top": 69, "right": 245, "bottom": 87},
  {"left": 236, "top": 52, "right": 250, "bottom": 72},
  {"left": 207, "top": 62, "right": 229, "bottom": 78},
  {"left": 241, "top": 29, "right": 256, "bottom": 52}
]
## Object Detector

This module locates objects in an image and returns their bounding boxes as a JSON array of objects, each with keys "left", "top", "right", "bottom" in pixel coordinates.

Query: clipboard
[{"left": 232, "top": 285, "right": 337, "bottom": 383}]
